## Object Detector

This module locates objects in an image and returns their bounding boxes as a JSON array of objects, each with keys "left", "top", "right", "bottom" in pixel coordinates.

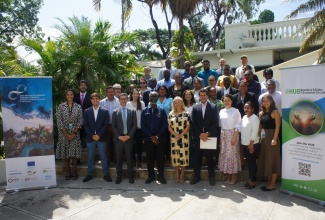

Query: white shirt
[
  {"left": 126, "top": 101, "right": 145, "bottom": 128},
  {"left": 99, "top": 97, "right": 120, "bottom": 124},
  {"left": 235, "top": 64, "right": 255, "bottom": 81},
  {"left": 158, "top": 66, "right": 178, "bottom": 80},
  {"left": 260, "top": 79, "right": 280, "bottom": 94},
  {"left": 185, "top": 106, "right": 193, "bottom": 115},
  {"left": 219, "top": 107, "right": 241, "bottom": 131},
  {"left": 194, "top": 90, "right": 200, "bottom": 103},
  {"left": 93, "top": 106, "right": 99, "bottom": 122},
  {"left": 224, "top": 87, "right": 230, "bottom": 96},
  {"left": 201, "top": 102, "right": 208, "bottom": 118},
  {"left": 258, "top": 91, "right": 282, "bottom": 116},
  {"left": 240, "top": 114, "right": 260, "bottom": 145}
]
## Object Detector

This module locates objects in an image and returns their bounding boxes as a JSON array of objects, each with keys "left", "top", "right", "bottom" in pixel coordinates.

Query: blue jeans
[{"left": 87, "top": 141, "right": 108, "bottom": 176}]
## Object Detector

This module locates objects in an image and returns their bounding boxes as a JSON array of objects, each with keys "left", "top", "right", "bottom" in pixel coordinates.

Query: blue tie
[{"left": 122, "top": 108, "right": 127, "bottom": 134}]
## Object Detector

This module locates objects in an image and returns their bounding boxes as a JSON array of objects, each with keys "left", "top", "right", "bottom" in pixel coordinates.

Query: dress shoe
[
  {"left": 158, "top": 177, "right": 167, "bottom": 184},
  {"left": 82, "top": 175, "right": 93, "bottom": 182},
  {"left": 129, "top": 177, "right": 135, "bottom": 184},
  {"left": 145, "top": 177, "right": 155, "bottom": 184},
  {"left": 115, "top": 177, "right": 122, "bottom": 184},
  {"left": 209, "top": 178, "right": 216, "bottom": 186},
  {"left": 103, "top": 175, "right": 112, "bottom": 182},
  {"left": 190, "top": 177, "right": 200, "bottom": 185},
  {"left": 261, "top": 186, "right": 275, "bottom": 191}
]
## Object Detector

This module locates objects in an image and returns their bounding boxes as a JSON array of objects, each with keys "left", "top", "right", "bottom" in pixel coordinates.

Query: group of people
[{"left": 55, "top": 55, "right": 282, "bottom": 191}]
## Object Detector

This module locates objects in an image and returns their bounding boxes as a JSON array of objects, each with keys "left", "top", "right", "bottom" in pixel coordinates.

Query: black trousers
[
  {"left": 193, "top": 140, "right": 215, "bottom": 179},
  {"left": 116, "top": 139, "right": 133, "bottom": 177},
  {"left": 145, "top": 140, "right": 165, "bottom": 178},
  {"left": 242, "top": 143, "right": 260, "bottom": 182},
  {"left": 133, "top": 128, "right": 143, "bottom": 161}
]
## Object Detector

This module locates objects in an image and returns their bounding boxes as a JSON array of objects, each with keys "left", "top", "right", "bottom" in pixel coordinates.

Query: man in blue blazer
[
  {"left": 83, "top": 93, "right": 111, "bottom": 183},
  {"left": 190, "top": 88, "right": 219, "bottom": 186},
  {"left": 112, "top": 93, "right": 137, "bottom": 184}
]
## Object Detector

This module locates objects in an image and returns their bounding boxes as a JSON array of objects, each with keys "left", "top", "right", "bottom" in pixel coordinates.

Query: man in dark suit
[
  {"left": 143, "top": 77, "right": 157, "bottom": 107},
  {"left": 216, "top": 58, "right": 234, "bottom": 76},
  {"left": 73, "top": 80, "right": 92, "bottom": 113},
  {"left": 183, "top": 66, "right": 204, "bottom": 90},
  {"left": 217, "top": 76, "right": 238, "bottom": 100},
  {"left": 141, "top": 91, "right": 168, "bottom": 184},
  {"left": 190, "top": 88, "right": 219, "bottom": 186},
  {"left": 232, "top": 81, "right": 259, "bottom": 117},
  {"left": 74, "top": 80, "right": 92, "bottom": 151},
  {"left": 112, "top": 93, "right": 137, "bottom": 184},
  {"left": 83, "top": 93, "right": 112, "bottom": 183}
]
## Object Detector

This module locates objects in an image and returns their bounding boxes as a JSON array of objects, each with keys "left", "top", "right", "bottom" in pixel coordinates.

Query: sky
[{"left": 21, "top": 0, "right": 312, "bottom": 62}]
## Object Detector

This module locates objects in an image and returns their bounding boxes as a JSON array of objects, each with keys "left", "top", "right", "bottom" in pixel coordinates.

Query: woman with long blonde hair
[{"left": 168, "top": 96, "right": 191, "bottom": 183}]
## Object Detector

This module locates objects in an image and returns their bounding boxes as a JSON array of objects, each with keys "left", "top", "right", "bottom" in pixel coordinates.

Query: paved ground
[{"left": 0, "top": 176, "right": 324, "bottom": 220}]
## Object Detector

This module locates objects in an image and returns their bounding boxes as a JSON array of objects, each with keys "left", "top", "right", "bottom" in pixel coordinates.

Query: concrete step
[{"left": 56, "top": 160, "right": 249, "bottom": 181}]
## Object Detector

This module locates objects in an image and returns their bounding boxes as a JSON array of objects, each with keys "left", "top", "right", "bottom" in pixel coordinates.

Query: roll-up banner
[
  {"left": 0, "top": 77, "right": 57, "bottom": 192},
  {"left": 281, "top": 64, "right": 325, "bottom": 204}
]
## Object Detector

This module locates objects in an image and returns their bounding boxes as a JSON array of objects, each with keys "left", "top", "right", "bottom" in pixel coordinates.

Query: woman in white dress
[{"left": 218, "top": 94, "right": 242, "bottom": 184}]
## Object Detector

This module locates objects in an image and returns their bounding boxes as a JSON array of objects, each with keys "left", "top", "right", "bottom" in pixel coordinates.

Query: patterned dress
[
  {"left": 168, "top": 111, "right": 190, "bottom": 166},
  {"left": 56, "top": 102, "right": 83, "bottom": 159},
  {"left": 218, "top": 107, "right": 242, "bottom": 174}
]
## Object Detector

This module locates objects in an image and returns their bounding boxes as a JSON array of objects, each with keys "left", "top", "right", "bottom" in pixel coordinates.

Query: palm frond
[
  {"left": 93, "top": 0, "right": 101, "bottom": 11},
  {"left": 285, "top": 0, "right": 325, "bottom": 19}
]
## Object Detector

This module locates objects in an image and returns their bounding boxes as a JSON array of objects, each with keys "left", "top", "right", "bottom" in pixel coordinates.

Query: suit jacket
[
  {"left": 217, "top": 87, "right": 238, "bottom": 100},
  {"left": 183, "top": 76, "right": 204, "bottom": 90},
  {"left": 191, "top": 102, "right": 219, "bottom": 141},
  {"left": 83, "top": 106, "right": 109, "bottom": 142},
  {"left": 111, "top": 107, "right": 137, "bottom": 142},
  {"left": 74, "top": 92, "right": 92, "bottom": 113},
  {"left": 232, "top": 92, "right": 259, "bottom": 117}
]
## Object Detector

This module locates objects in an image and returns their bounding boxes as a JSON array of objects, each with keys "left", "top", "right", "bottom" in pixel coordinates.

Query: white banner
[
  {"left": 281, "top": 65, "right": 325, "bottom": 203},
  {"left": 0, "top": 77, "right": 57, "bottom": 191}
]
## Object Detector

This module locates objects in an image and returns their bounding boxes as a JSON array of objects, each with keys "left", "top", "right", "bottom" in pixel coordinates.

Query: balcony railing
[{"left": 244, "top": 18, "right": 309, "bottom": 47}]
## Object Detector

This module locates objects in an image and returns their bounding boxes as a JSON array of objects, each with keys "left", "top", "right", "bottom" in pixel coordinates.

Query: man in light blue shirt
[{"left": 156, "top": 69, "right": 175, "bottom": 90}]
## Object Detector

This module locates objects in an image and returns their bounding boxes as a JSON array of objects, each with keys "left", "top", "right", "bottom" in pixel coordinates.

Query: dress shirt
[
  {"left": 158, "top": 67, "right": 178, "bottom": 80},
  {"left": 219, "top": 107, "right": 241, "bottom": 131},
  {"left": 156, "top": 79, "right": 176, "bottom": 90},
  {"left": 240, "top": 114, "right": 260, "bottom": 145},
  {"left": 181, "top": 70, "right": 191, "bottom": 82},
  {"left": 260, "top": 79, "right": 280, "bottom": 94},
  {"left": 247, "top": 80, "right": 261, "bottom": 98},
  {"left": 99, "top": 97, "right": 120, "bottom": 124},
  {"left": 93, "top": 106, "right": 99, "bottom": 122},
  {"left": 235, "top": 65, "right": 255, "bottom": 81},
  {"left": 201, "top": 102, "right": 207, "bottom": 118},
  {"left": 193, "top": 90, "right": 200, "bottom": 103},
  {"left": 224, "top": 87, "right": 230, "bottom": 96}
]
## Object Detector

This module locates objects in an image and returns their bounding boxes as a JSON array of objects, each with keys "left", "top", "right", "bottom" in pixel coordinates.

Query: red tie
[{"left": 81, "top": 93, "right": 84, "bottom": 105}]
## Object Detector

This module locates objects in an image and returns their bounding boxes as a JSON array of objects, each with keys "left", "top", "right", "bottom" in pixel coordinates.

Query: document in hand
[{"left": 200, "top": 137, "right": 217, "bottom": 149}]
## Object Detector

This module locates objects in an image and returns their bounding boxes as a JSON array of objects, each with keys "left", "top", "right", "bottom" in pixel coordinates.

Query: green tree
[
  {"left": 259, "top": 9, "right": 274, "bottom": 23},
  {"left": 167, "top": 0, "right": 200, "bottom": 64},
  {"left": 0, "top": 0, "right": 43, "bottom": 44},
  {"left": 286, "top": 0, "right": 325, "bottom": 63}
]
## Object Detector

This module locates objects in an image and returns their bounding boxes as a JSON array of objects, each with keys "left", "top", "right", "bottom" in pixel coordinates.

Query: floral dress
[
  {"left": 56, "top": 102, "right": 83, "bottom": 159},
  {"left": 168, "top": 111, "right": 190, "bottom": 166}
]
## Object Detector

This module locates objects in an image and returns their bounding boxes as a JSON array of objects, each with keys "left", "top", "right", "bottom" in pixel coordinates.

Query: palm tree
[
  {"left": 285, "top": 0, "right": 325, "bottom": 63},
  {"left": 92, "top": 0, "right": 133, "bottom": 31},
  {"left": 167, "top": 0, "right": 200, "bottom": 64}
]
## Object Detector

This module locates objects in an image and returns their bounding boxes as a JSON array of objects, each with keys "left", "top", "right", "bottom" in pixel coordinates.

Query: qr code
[{"left": 298, "top": 162, "right": 311, "bottom": 177}]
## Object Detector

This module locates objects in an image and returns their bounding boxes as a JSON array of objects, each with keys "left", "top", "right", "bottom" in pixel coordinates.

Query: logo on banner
[
  {"left": 8, "top": 178, "right": 19, "bottom": 183},
  {"left": 27, "top": 161, "right": 36, "bottom": 166},
  {"left": 45, "top": 175, "right": 52, "bottom": 180},
  {"left": 27, "top": 170, "right": 37, "bottom": 175}
]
